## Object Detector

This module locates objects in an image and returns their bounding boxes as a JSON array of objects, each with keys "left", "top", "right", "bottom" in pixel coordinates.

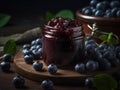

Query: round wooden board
[{"left": 14, "top": 51, "right": 120, "bottom": 85}]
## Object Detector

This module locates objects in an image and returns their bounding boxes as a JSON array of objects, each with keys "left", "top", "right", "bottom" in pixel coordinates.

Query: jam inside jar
[{"left": 43, "top": 17, "right": 85, "bottom": 67}]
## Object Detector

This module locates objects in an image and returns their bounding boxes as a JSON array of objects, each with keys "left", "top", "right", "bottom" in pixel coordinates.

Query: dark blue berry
[
  {"left": 75, "top": 63, "right": 85, "bottom": 73},
  {"left": 47, "top": 64, "right": 57, "bottom": 74},
  {"left": 94, "top": 10, "right": 104, "bottom": 17},
  {"left": 24, "top": 55, "right": 33, "bottom": 64},
  {"left": 90, "top": 0, "right": 99, "bottom": 7},
  {"left": 84, "top": 8, "right": 93, "bottom": 16},
  {"left": 0, "top": 61, "right": 11, "bottom": 72},
  {"left": 85, "top": 77, "right": 94, "bottom": 88},
  {"left": 32, "top": 61, "right": 43, "bottom": 71},
  {"left": 22, "top": 44, "right": 30, "bottom": 49},
  {"left": 86, "top": 60, "right": 97, "bottom": 71},
  {"left": 36, "top": 38, "right": 42, "bottom": 45},
  {"left": 117, "top": 10, "right": 120, "bottom": 17},
  {"left": 3, "top": 54, "right": 11, "bottom": 62},
  {"left": 96, "top": 2, "right": 106, "bottom": 11},
  {"left": 110, "top": 1, "right": 120, "bottom": 8},
  {"left": 41, "top": 80, "right": 54, "bottom": 89},
  {"left": 12, "top": 76, "right": 25, "bottom": 88}
]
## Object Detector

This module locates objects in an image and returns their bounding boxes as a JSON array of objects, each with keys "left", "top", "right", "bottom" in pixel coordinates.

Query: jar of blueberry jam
[{"left": 43, "top": 17, "right": 85, "bottom": 67}]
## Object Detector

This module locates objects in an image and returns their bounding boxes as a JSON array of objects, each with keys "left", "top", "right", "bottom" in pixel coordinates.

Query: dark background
[{"left": 0, "top": 0, "right": 89, "bottom": 16}]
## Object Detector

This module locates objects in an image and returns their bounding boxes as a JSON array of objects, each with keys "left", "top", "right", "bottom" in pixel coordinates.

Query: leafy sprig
[
  {"left": 93, "top": 74, "right": 117, "bottom": 90},
  {"left": 3, "top": 39, "right": 16, "bottom": 56}
]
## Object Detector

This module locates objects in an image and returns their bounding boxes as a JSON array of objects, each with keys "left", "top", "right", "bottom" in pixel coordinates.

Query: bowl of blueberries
[{"left": 76, "top": 0, "right": 120, "bottom": 38}]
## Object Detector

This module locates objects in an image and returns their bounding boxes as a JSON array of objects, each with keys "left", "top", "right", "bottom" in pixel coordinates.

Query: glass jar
[{"left": 43, "top": 20, "right": 85, "bottom": 67}]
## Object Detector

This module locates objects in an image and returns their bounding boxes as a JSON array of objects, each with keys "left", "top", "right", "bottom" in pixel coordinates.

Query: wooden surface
[
  {"left": 14, "top": 51, "right": 120, "bottom": 86},
  {"left": 14, "top": 51, "right": 90, "bottom": 85}
]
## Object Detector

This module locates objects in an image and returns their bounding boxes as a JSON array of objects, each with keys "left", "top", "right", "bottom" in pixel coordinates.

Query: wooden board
[{"left": 14, "top": 51, "right": 120, "bottom": 85}]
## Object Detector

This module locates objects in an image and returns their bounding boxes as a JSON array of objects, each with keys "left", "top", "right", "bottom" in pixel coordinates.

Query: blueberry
[
  {"left": 109, "top": 57, "right": 120, "bottom": 67},
  {"left": 90, "top": 0, "right": 99, "bottom": 7},
  {"left": 22, "top": 44, "right": 30, "bottom": 49},
  {"left": 110, "top": 1, "right": 120, "bottom": 8},
  {"left": 29, "top": 45, "right": 36, "bottom": 51},
  {"left": 47, "top": 64, "right": 57, "bottom": 74},
  {"left": 41, "top": 80, "right": 54, "bottom": 89},
  {"left": 102, "top": 1, "right": 110, "bottom": 9},
  {"left": 94, "top": 10, "right": 104, "bottom": 17},
  {"left": 75, "top": 63, "right": 86, "bottom": 73},
  {"left": 32, "top": 61, "right": 43, "bottom": 71},
  {"left": 31, "top": 40, "right": 37, "bottom": 46},
  {"left": 111, "top": 7, "right": 118, "bottom": 17},
  {"left": 117, "top": 10, "right": 120, "bottom": 17},
  {"left": 85, "top": 77, "right": 94, "bottom": 88},
  {"left": 96, "top": 2, "right": 106, "bottom": 11},
  {"left": 86, "top": 60, "right": 97, "bottom": 71},
  {"left": 12, "top": 76, "right": 25, "bottom": 88},
  {"left": 99, "top": 58, "right": 111, "bottom": 70},
  {"left": 84, "top": 8, "right": 93, "bottom": 16},
  {"left": 0, "top": 61, "right": 11, "bottom": 72},
  {"left": 104, "top": 11, "right": 114, "bottom": 17},
  {"left": 22, "top": 49, "right": 32, "bottom": 56},
  {"left": 3, "top": 54, "right": 11, "bottom": 62},
  {"left": 32, "top": 50, "right": 41, "bottom": 60},
  {"left": 36, "top": 38, "right": 42, "bottom": 45},
  {"left": 24, "top": 55, "right": 33, "bottom": 64}
]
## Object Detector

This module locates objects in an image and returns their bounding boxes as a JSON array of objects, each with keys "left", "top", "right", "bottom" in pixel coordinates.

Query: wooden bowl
[{"left": 76, "top": 10, "right": 120, "bottom": 38}]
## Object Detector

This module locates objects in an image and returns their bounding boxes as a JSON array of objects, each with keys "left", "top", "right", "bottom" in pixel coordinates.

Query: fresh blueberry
[
  {"left": 24, "top": 55, "right": 33, "bottom": 64},
  {"left": 99, "top": 58, "right": 111, "bottom": 70},
  {"left": 36, "top": 38, "right": 42, "bottom": 45},
  {"left": 31, "top": 40, "right": 37, "bottom": 46},
  {"left": 111, "top": 7, "right": 119, "bottom": 17},
  {"left": 102, "top": 1, "right": 110, "bottom": 9},
  {"left": 29, "top": 45, "right": 36, "bottom": 51},
  {"left": 96, "top": 2, "right": 106, "bottom": 11},
  {"left": 22, "top": 44, "right": 30, "bottom": 49},
  {"left": 3, "top": 54, "right": 11, "bottom": 62},
  {"left": 94, "top": 10, "right": 104, "bottom": 17},
  {"left": 75, "top": 63, "right": 86, "bottom": 73},
  {"left": 84, "top": 8, "right": 93, "bottom": 16},
  {"left": 104, "top": 12, "right": 114, "bottom": 17},
  {"left": 12, "top": 76, "right": 25, "bottom": 88},
  {"left": 117, "top": 10, "right": 120, "bottom": 17},
  {"left": 22, "top": 49, "right": 32, "bottom": 56},
  {"left": 32, "top": 50, "right": 41, "bottom": 60},
  {"left": 0, "top": 61, "right": 11, "bottom": 72},
  {"left": 41, "top": 80, "right": 54, "bottom": 89},
  {"left": 110, "top": 0, "right": 120, "bottom": 8},
  {"left": 47, "top": 64, "right": 57, "bottom": 74},
  {"left": 90, "top": 0, "right": 99, "bottom": 7},
  {"left": 85, "top": 77, "right": 94, "bottom": 88},
  {"left": 86, "top": 60, "right": 97, "bottom": 71},
  {"left": 32, "top": 61, "right": 43, "bottom": 71}
]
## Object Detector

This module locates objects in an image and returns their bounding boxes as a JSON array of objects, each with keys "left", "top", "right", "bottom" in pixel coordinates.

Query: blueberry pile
[
  {"left": 82, "top": 0, "right": 120, "bottom": 18},
  {"left": 22, "top": 38, "right": 43, "bottom": 64},
  {"left": 75, "top": 35, "right": 120, "bottom": 73}
]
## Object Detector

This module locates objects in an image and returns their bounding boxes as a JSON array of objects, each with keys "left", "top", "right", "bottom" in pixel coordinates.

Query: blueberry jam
[{"left": 43, "top": 17, "right": 85, "bottom": 67}]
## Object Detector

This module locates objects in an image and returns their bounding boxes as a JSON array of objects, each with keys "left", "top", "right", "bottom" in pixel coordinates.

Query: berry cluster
[
  {"left": 82, "top": 0, "right": 120, "bottom": 17},
  {"left": 75, "top": 35, "right": 120, "bottom": 73},
  {"left": 46, "top": 17, "right": 82, "bottom": 35},
  {"left": 22, "top": 38, "right": 43, "bottom": 64}
]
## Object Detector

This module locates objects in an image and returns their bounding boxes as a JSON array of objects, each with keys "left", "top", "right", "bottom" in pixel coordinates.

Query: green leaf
[
  {"left": 108, "top": 37, "right": 119, "bottom": 45},
  {"left": 99, "top": 34, "right": 108, "bottom": 41},
  {"left": 45, "top": 11, "right": 55, "bottom": 21},
  {"left": 56, "top": 9, "right": 74, "bottom": 19},
  {"left": 3, "top": 39, "right": 16, "bottom": 56},
  {"left": 0, "top": 13, "right": 11, "bottom": 28},
  {"left": 93, "top": 74, "right": 117, "bottom": 90}
]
